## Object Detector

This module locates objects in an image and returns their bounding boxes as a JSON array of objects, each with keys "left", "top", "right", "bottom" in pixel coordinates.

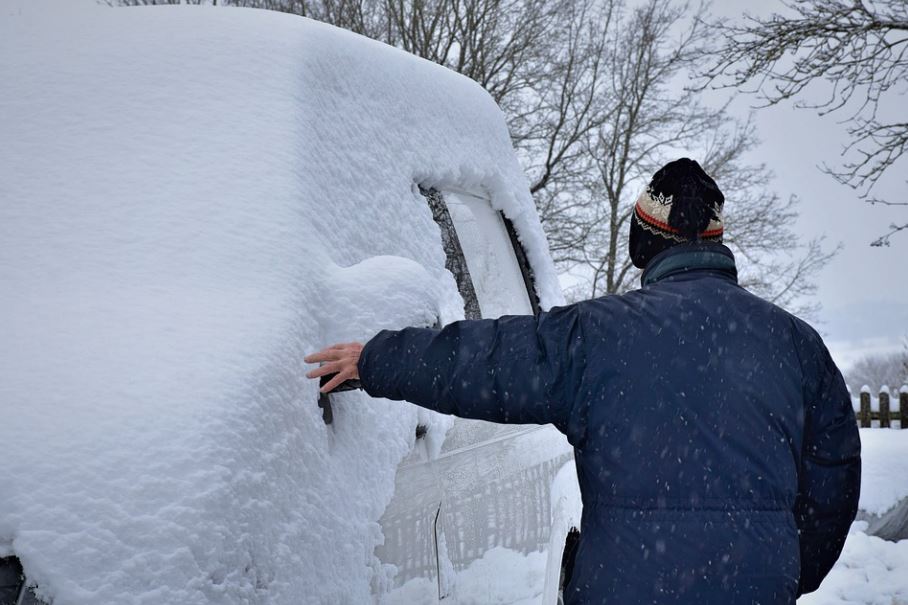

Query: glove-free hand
[{"left": 305, "top": 342, "right": 364, "bottom": 393}]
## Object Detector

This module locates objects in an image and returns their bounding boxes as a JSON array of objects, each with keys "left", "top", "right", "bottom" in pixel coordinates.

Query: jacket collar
[{"left": 641, "top": 242, "right": 738, "bottom": 287}]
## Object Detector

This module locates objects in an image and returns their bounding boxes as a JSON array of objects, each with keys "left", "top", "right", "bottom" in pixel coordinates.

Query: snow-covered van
[{"left": 0, "top": 5, "right": 579, "bottom": 604}]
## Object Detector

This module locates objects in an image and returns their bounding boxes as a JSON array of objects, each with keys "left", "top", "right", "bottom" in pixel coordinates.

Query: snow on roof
[{"left": 0, "top": 5, "right": 559, "bottom": 604}]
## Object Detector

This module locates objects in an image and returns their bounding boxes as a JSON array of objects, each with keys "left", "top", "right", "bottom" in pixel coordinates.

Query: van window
[
  {"left": 421, "top": 187, "right": 538, "bottom": 319},
  {"left": 420, "top": 186, "right": 543, "bottom": 450},
  {"left": 422, "top": 187, "right": 482, "bottom": 320}
]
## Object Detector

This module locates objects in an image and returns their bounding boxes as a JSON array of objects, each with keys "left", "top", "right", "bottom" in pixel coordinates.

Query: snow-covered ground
[
  {"left": 0, "top": 4, "right": 560, "bottom": 604},
  {"left": 798, "top": 522, "right": 908, "bottom": 605},
  {"left": 798, "top": 429, "right": 908, "bottom": 605},
  {"left": 386, "top": 547, "right": 548, "bottom": 605},
  {"left": 857, "top": 429, "right": 908, "bottom": 518}
]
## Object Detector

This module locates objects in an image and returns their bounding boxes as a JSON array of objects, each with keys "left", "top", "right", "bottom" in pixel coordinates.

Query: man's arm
[
  {"left": 794, "top": 341, "right": 862, "bottom": 596},
  {"left": 307, "top": 304, "right": 588, "bottom": 440}
]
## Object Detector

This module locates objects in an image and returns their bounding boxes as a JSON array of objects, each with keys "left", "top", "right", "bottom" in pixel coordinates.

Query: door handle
[{"left": 317, "top": 315, "right": 441, "bottom": 425}]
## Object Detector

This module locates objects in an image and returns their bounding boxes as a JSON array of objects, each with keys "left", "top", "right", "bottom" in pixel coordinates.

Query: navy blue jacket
[{"left": 358, "top": 243, "right": 861, "bottom": 604}]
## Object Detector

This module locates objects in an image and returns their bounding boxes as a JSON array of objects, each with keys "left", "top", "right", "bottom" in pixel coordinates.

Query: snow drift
[
  {"left": 855, "top": 429, "right": 908, "bottom": 541},
  {"left": 0, "top": 5, "right": 560, "bottom": 604}
]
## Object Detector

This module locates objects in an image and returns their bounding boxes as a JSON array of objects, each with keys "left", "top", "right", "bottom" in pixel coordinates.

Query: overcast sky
[{"left": 702, "top": 0, "right": 907, "bottom": 372}]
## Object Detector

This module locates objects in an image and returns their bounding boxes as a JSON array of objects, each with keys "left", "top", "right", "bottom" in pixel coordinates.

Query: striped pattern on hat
[{"left": 632, "top": 185, "right": 724, "bottom": 244}]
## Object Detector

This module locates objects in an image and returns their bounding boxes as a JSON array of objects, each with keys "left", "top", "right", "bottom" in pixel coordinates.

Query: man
[{"left": 305, "top": 158, "right": 861, "bottom": 604}]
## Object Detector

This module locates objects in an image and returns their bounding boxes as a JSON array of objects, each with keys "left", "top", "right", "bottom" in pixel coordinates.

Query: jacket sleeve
[
  {"left": 357, "top": 303, "right": 587, "bottom": 440},
  {"left": 794, "top": 337, "right": 862, "bottom": 596}
]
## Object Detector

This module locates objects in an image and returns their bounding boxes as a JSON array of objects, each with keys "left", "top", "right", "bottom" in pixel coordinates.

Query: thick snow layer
[
  {"left": 797, "top": 524, "right": 908, "bottom": 605},
  {"left": 386, "top": 547, "right": 548, "bottom": 605},
  {"left": 0, "top": 5, "right": 560, "bottom": 605},
  {"left": 858, "top": 429, "right": 908, "bottom": 516}
]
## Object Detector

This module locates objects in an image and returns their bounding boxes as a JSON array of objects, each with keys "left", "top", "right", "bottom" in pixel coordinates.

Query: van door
[
  {"left": 375, "top": 187, "right": 572, "bottom": 603},
  {"left": 429, "top": 190, "right": 572, "bottom": 603},
  {"left": 373, "top": 441, "right": 447, "bottom": 603}
]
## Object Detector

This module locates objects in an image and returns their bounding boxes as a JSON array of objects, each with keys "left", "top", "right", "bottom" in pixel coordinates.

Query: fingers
[
  {"left": 304, "top": 348, "right": 343, "bottom": 364},
  {"left": 320, "top": 369, "right": 352, "bottom": 393},
  {"left": 304, "top": 343, "right": 358, "bottom": 363},
  {"left": 305, "top": 361, "right": 343, "bottom": 379},
  {"left": 305, "top": 342, "right": 363, "bottom": 394}
]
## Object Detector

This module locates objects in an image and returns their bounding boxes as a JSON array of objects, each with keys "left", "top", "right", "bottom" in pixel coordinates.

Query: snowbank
[
  {"left": 858, "top": 429, "right": 908, "bottom": 517},
  {"left": 0, "top": 5, "right": 559, "bottom": 604},
  {"left": 798, "top": 523, "right": 908, "bottom": 605},
  {"left": 855, "top": 429, "right": 908, "bottom": 542}
]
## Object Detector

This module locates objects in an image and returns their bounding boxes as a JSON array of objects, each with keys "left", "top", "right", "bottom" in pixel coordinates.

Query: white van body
[{"left": 0, "top": 5, "right": 580, "bottom": 604}]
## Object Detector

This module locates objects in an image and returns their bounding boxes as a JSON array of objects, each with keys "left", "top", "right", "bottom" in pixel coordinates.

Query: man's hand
[{"left": 305, "top": 342, "right": 364, "bottom": 393}]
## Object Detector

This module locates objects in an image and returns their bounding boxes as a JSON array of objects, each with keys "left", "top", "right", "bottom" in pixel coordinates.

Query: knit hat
[{"left": 629, "top": 158, "right": 725, "bottom": 268}]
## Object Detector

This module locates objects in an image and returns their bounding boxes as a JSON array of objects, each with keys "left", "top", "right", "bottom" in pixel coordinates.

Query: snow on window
[
  {"left": 421, "top": 186, "right": 540, "bottom": 320},
  {"left": 420, "top": 187, "right": 541, "bottom": 452},
  {"left": 422, "top": 187, "right": 482, "bottom": 320},
  {"left": 441, "top": 190, "right": 535, "bottom": 319}
]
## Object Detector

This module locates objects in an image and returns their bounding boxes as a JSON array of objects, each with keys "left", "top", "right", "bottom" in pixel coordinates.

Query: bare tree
[
  {"left": 701, "top": 121, "right": 839, "bottom": 316},
  {"left": 554, "top": 0, "right": 834, "bottom": 317},
  {"left": 565, "top": 0, "right": 703, "bottom": 296},
  {"left": 521, "top": 0, "right": 614, "bottom": 263},
  {"left": 845, "top": 351, "right": 908, "bottom": 390},
  {"left": 109, "top": 0, "right": 215, "bottom": 4},
  {"left": 703, "top": 0, "right": 908, "bottom": 246},
  {"left": 900, "top": 333, "right": 908, "bottom": 384}
]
